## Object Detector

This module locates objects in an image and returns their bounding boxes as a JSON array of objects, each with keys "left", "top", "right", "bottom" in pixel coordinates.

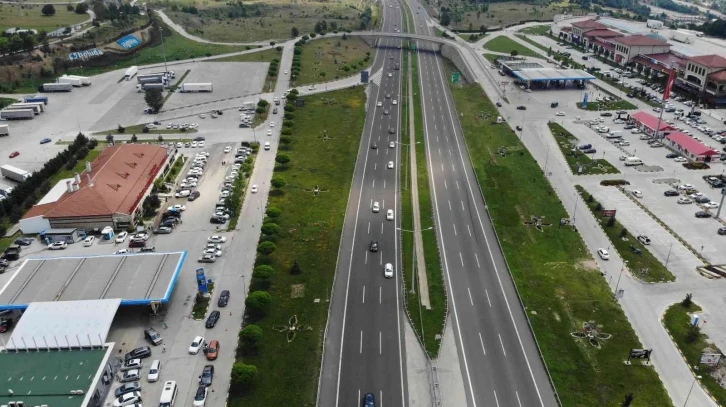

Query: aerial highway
[
  {"left": 405, "top": 0, "right": 560, "bottom": 406},
  {"left": 318, "top": 1, "right": 408, "bottom": 406}
]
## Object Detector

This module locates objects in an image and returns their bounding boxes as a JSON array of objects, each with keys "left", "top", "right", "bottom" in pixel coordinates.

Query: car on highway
[
  {"left": 392, "top": 100, "right": 397, "bottom": 105},
  {"left": 388, "top": 127, "right": 395, "bottom": 134},
  {"left": 597, "top": 248, "right": 609, "bottom": 260},
  {"left": 372, "top": 202, "right": 380, "bottom": 213},
  {"left": 637, "top": 235, "right": 651, "bottom": 245},
  {"left": 193, "top": 385, "right": 208, "bottom": 407},
  {"left": 385, "top": 93, "right": 391, "bottom": 99},
  {"left": 112, "top": 391, "right": 141, "bottom": 407},
  {"left": 370, "top": 241, "right": 378, "bottom": 252},
  {"left": 206, "top": 340, "right": 219, "bottom": 361},
  {"left": 377, "top": 101, "right": 383, "bottom": 107},
  {"left": 389, "top": 141, "right": 395, "bottom": 148},
  {"left": 218, "top": 290, "right": 230, "bottom": 307},
  {"left": 49, "top": 241, "right": 67, "bottom": 250},
  {"left": 384, "top": 263, "right": 393, "bottom": 278},
  {"left": 251, "top": 185, "right": 258, "bottom": 193},
  {"left": 371, "top": 142, "right": 378, "bottom": 149},
  {"left": 208, "top": 235, "right": 227, "bottom": 243},
  {"left": 695, "top": 211, "right": 713, "bottom": 218},
  {"left": 364, "top": 393, "right": 375, "bottom": 407},
  {"left": 199, "top": 365, "right": 214, "bottom": 386},
  {"left": 386, "top": 209, "right": 394, "bottom": 221},
  {"left": 205, "top": 311, "right": 221, "bottom": 328},
  {"left": 124, "top": 346, "right": 151, "bottom": 361},
  {"left": 114, "top": 382, "right": 141, "bottom": 398},
  {"left": 40, "top": 138, "right": 52, "bottom": 144},
  {"left": 383, "top": 109, "right": 389, "bottom": 115},
  {"left": 388, "top": 161, "right": 394, "bottom": 169},
  {"left": 387, "top": 73, "right": 392, "bottom": 78},
  {"left": 189, "top": 336, "right": 205, "bottom": 354},
  {"left": 8, "top": 151, "right": 19, "bottom": 158}
]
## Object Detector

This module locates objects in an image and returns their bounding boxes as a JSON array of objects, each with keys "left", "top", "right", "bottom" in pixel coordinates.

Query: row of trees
[{"left": 0, "top": 133, "right": 96, "bottom": 236}]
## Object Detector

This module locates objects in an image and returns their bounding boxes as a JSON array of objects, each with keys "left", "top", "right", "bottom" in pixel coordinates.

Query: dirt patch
[
  {"left": 291, "top": 284, "right": 305, "bottom": 298},
  {"left": 576, "top": 259, "right": 599, "bottom": 272},
  {"left": 515, "top": 206, "right": 535, "bottom": 243},
  {"left": 486, "top": 146, "right": 498, "bottom": 164}
]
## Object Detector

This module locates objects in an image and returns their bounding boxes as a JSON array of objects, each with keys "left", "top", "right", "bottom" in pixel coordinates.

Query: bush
[
  {"left": 261, "top": 222, "right": 281, "bottom": 235},
  {"left": 284, "top": 112, "right": 294, "bottom": 120},
  {"left": 682, "top": 293, "right": 693, "bottom": 307},
  {"left": 283, "top": 120, "right": 294, "bottom": 127},
  {"left": 284, "top": 105, "right": 295, "bottom": 112},
  {"left": 266, "top": 207, "right": 281, "bottom": 218},
  {"left": 256, "top": 107, "right": 265, "bottom": 114},
  {"left": 231, "top": 362, "right": 258, "bottom": 391},
  {"left": 245, "top": 291, "right": 273, "bottom": 316},
  {"left": 600, "top": 179, "right": 630, "bottom": 186},
  {"left": 290, "top": 260, "right": 302, "bottom": 275},
  {"left": 239, "top": 325, "right": 263, "bottom": 350},
  {"left": 252, "top": 265, "right": 275, "bottom": 282},
  {"left": 281, "top": 128, "right": 293, "bottom": 136},
  {"left": 257, "top": 99, "right": 269, "bottom": 107},
  {"left": 257, "top": 241, "right": 277, "bottom": 256}
]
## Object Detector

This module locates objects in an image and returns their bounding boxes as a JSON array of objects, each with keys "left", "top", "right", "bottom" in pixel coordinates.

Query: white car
[
  {"left": 49, "top": 241, "right": 67, "bottom": 250},
  {"left": 121, "top": 358, "right": 143, "bottom": 372},
  {"left": 168, "top": 124, "right": 174, "bottom": 129},
  {"left": 619, "top": 141, "right": 630, "bottom": 146},
  {"left": 267, "top": 130, "right": 272, "bottom": 136},
  {"left": 83, "top": 236, "right": 95, "bottom": 247},
  {"left": 677, "top": 197, "right": 693, "bottom": 204},
  {"left": 377, "top": 101, "right": 383, "bottom": 107},
  {"left": 386, "top": 209, "right": 394, "bottom": 221},
  {"left": 630, "top": 190, "right": 643, "bottom": 198},
  {"left": 704, "top": 202, "right": 720, "bottom": 209},
  {"left": 389, "top": 141, "right": 395, "bottom": 148},
  {"left": 392, "top": 100, "right": 398, "bottom": 105},
  {"left": 167, "top": 205, "right": 186, "bottom": 212},
  {"left": 388, "top": 72, "right": 392, "bottom": 78},
  {"left": 674, "top": 157, "right": 687, "bottom": 162},
  {"left": 203, "top": 248, "right": 223, "bottom": 257},
  {"left": 597, "top": 248, "right": 609, "bottom": 260},
  {"left": 208, "top": 235, "right": 227, "bottom": 243},
  {"left": 115, "top": 249, "right": 129, "bottom": 255},
  {"left": 678, "top": 184, "right": 695, "bottom": 190},
  {"left": 115, "top": 232, "right": 128, "bottom": 243},
  {"left": 269, "top": 121, "right": 275, "bottom": 128},
  {"left": 284, "top": 69, "right": 288, "bottom": 74},
  {"left": 555, "top": 112, "right": 565, "bottom": 116},
  {"left": 200, "top": 113, "right": 206, "bottom": 118},
  {"left": 190, "top": 123, "right": 198, "bottom": 128},
  {"left": 631, "top": 129, "right": 642, "bottom": 134},
  {"left": 199, "top": 141, "right": 205, "bottom": 147},
  {"left": 251, "top": 185, "right": 258, "bottom": 193},
  {"left": 133, "top": 233, "right": 149, "bottom": 241},
  {"left": 387, "top": 161, "right": 394, "bottom": 169},
  {"left": 193, "top": 386, "right": 208, "bottom": 407},
  {"left": 113, "top": 392, "right": 141, "bottom": 407},
  {"left": 384, "top": 263, "right": 394, "bottom": 278},
  {"left": 372, "top": 201, "right": 380, "bottom": 213},
  {"left": 224, "top": 146, "right": 232, "bottom": 153},
  {"left": 188, "top": 336, "right": 205, "bottom": 354},
  {"left": 191, "top": 141, "right": 198, "bottom": 148},
  {"left": 147, "top": 360, "right": 161, "bottom": 382}
]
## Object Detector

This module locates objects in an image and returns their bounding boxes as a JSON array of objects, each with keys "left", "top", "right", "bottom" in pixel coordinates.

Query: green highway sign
[{"left": 452, "top": 72, "right": 460, "bottom": 83}]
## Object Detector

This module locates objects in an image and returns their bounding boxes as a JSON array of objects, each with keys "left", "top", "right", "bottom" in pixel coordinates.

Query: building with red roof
[
  {"left": 581, "top": 29, "right": 623, "bottom": 49},
  {"left": 570, "top": 19, "right": 608, "bottom": 42},
  {"left": 611, "top": 35, "right": 671, "bottom": 64},
  {"left": 20, "top": 144, "right": 171, "bottom": 234},
  {"left": 631, "top": 111, "right": 674, "bottom": 136},
  {"left": 665, "top": 132, "right": 720, "bottom": 162},
  {"left": 677, "top": 54, "right": 726, "bottom": 106}
]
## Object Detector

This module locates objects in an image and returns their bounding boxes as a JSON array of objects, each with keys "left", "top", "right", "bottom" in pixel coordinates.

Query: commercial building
[
  {"left": 631, "top": 111, "right": 675, "bottom": 136},
  {"left": 20, "top": 144, "right": 171, "bottom": 234},
  {"left": 611, "top": 35, "right": 671, "bottom": 64},
  {"left": 39, "top": 227, "right": 82, "bottom": 244},
  {"left": 569, "top": 19, "right": 608, "bottom": 42},
  {"left": 677, "top": 54, "right": 726, "bottom": 106},
  {"left": 665, "top": 132, "right": 720, "bottom": 162}
]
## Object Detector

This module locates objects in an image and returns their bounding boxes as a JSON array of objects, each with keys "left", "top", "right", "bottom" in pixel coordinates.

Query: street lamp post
[
  {"left": 572, "top": 193, "right": 580, "bottom": 225},
  {"left": 665, "top": 242, "right": 674, "bottom": 268},
  {"left": 159, "top": 27, "right": 168, "bottom": 74},
  {"left": 683, "top": 375, "right": 702, "bottom": 407},
  {"left": 614, "top": 259, "right": 629, "bottom": 297}
]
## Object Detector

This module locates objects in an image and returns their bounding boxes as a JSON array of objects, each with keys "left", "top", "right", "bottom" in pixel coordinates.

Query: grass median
[
  {"left": 514, "top": 34, "right": 550, "bottom": 54},
  {"left": 228, "top": 87, "right": 366, "bottom": 406},
  {"left": 295, "top": 36, "right": 372, "bottom": 85},
  {"left": 483, "top": 35, "right": 541, "bottom": 58},
  {"left": 575, "top": 185, "right": 675, "bottom": 283},
  {"left": 663, "top": 300, "right": 726, "bottom": 404},
  {"left": 449, "top": 81, "right": 671, "bottom": 406},
  {"left": 547, "top": 122, "right": 620, "bottom": 175}
]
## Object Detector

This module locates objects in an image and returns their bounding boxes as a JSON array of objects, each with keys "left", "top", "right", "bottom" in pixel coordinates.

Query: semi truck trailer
[
  {"left": 125, "top": 66, "right": 138, "bottom": 80},
  {"left": 137, "top": 74, "right": 168, "bottom": 83},
  {"left": 10, "top": 102, "right": 44, "bottom": 113},
  {"left": 40, "top": 83, "right": 72, "bottom": 92},
  {"left": 57, "top": 76, "right": 84, "bottom": 87},
  {"left": 0, "top": 124, "right": 9, "bottom": 136},
  {"left": 0, "top": 109, "right": 34, "bottom": 120},
  {"left": 5, "top": 104, "right": 41, "bottom": 115},
  {"left": 0, "top": 164, "right": 31, "bottom": 182},
  {"left": 137, "top": 76, "right": 168, "bottom": 86},
  {"left": 136, "top": 83, "right": 166, "bottom": 92},
  {"left": 62, "top": 75, "right": 91, "bottom": 86},
  {"left": 180, "top": 83, "right": 213, "bottom": 93},
  {"left": 24, "top": 96, "right": 49, "bottom": 105}
]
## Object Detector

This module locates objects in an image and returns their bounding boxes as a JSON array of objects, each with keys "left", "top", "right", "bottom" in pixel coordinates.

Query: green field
[
  {"left": 518, "top": 24, "right": 552, "bottom": 35},
  {"left": 577, "top": 100, "right": 638, "bottom": 111},
  {"left": 0, "top": 4, "right": 88, "bottom": 32},
  {"left": 663, "top": 301, "right": 726, "bottom": 404},
  {"left": 515, "top": 33, "right": 551, "bottom": 54},
  {"left": 436, "top": 1, "right": 566, "bottom": 31},
  {"left": 295, "top": 36, "right": 372, "bottom": 85},
  {"left": 211, "top": 47, "right": 283, "bottom": 63},
  {"left": 449, "top": 82, "right": 671, "bottom": 406},
  {"left": 228, "top": 87, "right": 366, "bottom": 406},
  {"left": 575, "top": 185, "right": 675, "bottom": 283},
  {"left": 483, "top": 35, "right": 541, "bottom": 58},
  {"left": 547, "top": 123, "right": 620, "bottom": 175}
]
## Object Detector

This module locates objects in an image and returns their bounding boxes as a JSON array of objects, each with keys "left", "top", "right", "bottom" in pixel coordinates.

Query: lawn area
[
  {"left": 518, "top": 24, "right": 551, "bottom": 35},
  {"left": 575, "top": 185, "right": 675, "bottom": 283},
  {"left": 460, "top": 32, "right": 486, "bottom": 42},
  {"left": 406, "top": 49, "right": 446, "bottom": 357},
  {"left": 0, "top": 4, "right": 88, "bottom": 32},
  {"left": 547, "top": 123, "right": 620, "bottom": 176},
  {"left": 449, "top": 82, "right": 671, "bottom": 406},
  {"left": 515, "top": 34, "right": 551, "bottom": 54},
  {"left": 49, "top": 148, "right": 102, "bottom": 186},
  {"left": 663, "top": 300, "right": 726, "bottom": 404},
  {"left": 295, "top": 36, "right": 372, "bottom": 86},
  {"left": 483, "top": 53, "right": 501, "bottom": 64},
  {"left": 0, "top": 98, "right": 17, "bottom": 109},
  {"left": 211, "top": 48, "right": 283, "bottom": 63},
  {"left": 93, "top": 124, "right": 197, "bottom": 136},
  {"left": 438, "top": 1, "right": 564, "bottom": 31},
  {"left": 228, "top": 86, "right": 366, "bottom": 406},
  {"left": 577, "top": 100, "right": 638, "bottom": 111},
  {"left": 483, "top": 35, "right": 540, "bottom": 58}
]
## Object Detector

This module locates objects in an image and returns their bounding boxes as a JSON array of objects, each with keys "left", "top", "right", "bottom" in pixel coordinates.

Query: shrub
[
  {"left": 257, "top": 99, "right": 269, "bottom": 107},
  {"left": 682, "top": 293, "right": 693, "bottom": 307},
  {"left": 245, "top": 291, "right": 273, "bottom": 316},
  {"left": 261, "top": 223, "right": 281, "bottom": 235},
  {"left": 252, "top": 265, "right": 275, "bottom": 282},
  {"left": 239, "top": 325, "right": 263, "bottom": 350},
  {"left": 290, "top": 260, "right": 302, "bottom": 275},
  {"left": 231, "top": 362, "right": 258, "bottom": 391},
  {"left": 266, "top": 207, "right": 281, "bottom": 218},
  {"left": 257, "top": 241, "right": 277, "bottom": 256}
]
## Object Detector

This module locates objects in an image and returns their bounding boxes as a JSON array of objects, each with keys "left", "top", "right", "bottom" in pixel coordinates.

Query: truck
[
  {"left": 40, "top": 83, "right": 72, "bottom": 92},
  {"left": 136, "top": 83, "right": 166, "bottom": 92},
  {"left": 125, "top": 66, "right": 138, "bottom": 81},
  {"left": 0, "top": 124, "right": 8, "bottom": 137},
  {"left": 241, "top": 101, "right": 255, "bottom": 111},
  {"left": 138, "top": 76, "right": 169, "bottom": 86},
  {"left": 179, "top": 83, "right": 213, "bottom": 93},
  {"left": 646, "top": 19, "right": 663, "bottom": 29},
  {"left": 57, "top": 76, "right": 84, "bottom": 87},
  {"left": 24, "top": 96, "right": 48, "bottom": 105},
  {"left": 62, "top": 75, "right": 91, "bottom": 86},
  {"left": 0, "top": 109, "right": 34, "bottom": 120},
  {"left": 273, "top": 97, "right": 280, "bottom": 105},
  {"left": 10, "top": 102, "right": 44, "bottom": 113},
  {"left": 624, "top": 157, "right": 644, "bottom": 166},
  {"left": 671, "top": 31, "right": 694, "bottom": 44},
  {"left": 137, "top": 73, "right": 167, "bottom": 83},
  {"left": 5, "top": 104, "right": 41, "bottom": 115},
  {"left": 0, "top": 164, "right": 31, "bottom": 182}
]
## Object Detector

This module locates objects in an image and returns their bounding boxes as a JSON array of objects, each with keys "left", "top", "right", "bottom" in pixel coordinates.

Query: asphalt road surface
[
  {"left": 406, "top": 1, "right": 560, "bottom": 406},
  {"left": 318, "top": 1, "right": 408, "bottom": 406}
]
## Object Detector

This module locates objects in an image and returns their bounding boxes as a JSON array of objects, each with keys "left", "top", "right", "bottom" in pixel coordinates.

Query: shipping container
[
  {"left": 0, "top": 164, "right": 31, "bottom": 182},
  {"left": 24, "top": 96, "right": 49, "bottom": 105},
  {"left": 62, "top": 75, "right": 91, "bottom": 86},
  {"left": 57, "top": 76, "right": 84, "bottom": 87},
  {"left": 9, "top": 102, "right": 44, "bottom": 113},
  {"left": 40, "top": 83, "right": 72, "bottom": 92},
  {"left": 0, "top": 109, "right": 35, "bottom": 120},
  {"left": 125, "top": 66, "right": 138, "bottom": 80},
  {"left": 0, "top": 124, "right": 9, "bottom": 136},
  {"left": 179, "top": 83, "right": 213, "bottom": 93}
]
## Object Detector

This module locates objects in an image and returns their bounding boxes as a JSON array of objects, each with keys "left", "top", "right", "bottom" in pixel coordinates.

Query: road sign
[
  {"left": 701, "top": 353, "right": 721, "bottom": 365},
  {"left": 602, "top": 209, "right": 616, "bottom": 217},
  {"left": 452, "top": 72, "right": 460, "bottom": 83}
]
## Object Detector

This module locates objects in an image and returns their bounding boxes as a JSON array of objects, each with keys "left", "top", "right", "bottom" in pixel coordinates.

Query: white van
[
  {"left": 264, "top": 142, "right": 271, "bottom": 150},
  {"left": 624, "top": 157, "right": 643, "bottom": 166},
  {"left": 148, "top": 360, "right": 161, "bottom": 382},
  {"left": 159, "top": 380, "right": 178, "bottom": 407},
  {"left": 606, "top": 131, "right": 623, "bottom": 138}
]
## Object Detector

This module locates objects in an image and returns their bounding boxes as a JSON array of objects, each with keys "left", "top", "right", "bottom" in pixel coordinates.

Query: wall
[{"left": 440, "top": 43, "right": 474, "bottom": 83}]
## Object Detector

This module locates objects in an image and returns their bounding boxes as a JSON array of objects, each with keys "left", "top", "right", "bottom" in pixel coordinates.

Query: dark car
[
  {"left": 199, "top": 365, "right": 214, "bottom": 386},
  {"left": 14, "top": 238, "right": 33, "bottom": 246},
  {"left": 205, "top": 311, "right": 221, "bottom": 328},
  {"left": 210, "top": 216, "right": 226, "bottom": 224},
  {"left": 496, "top": 102, "right": 502, "bottom": 107},
  {"left": 144, "top": 328, "right": 163, "bottom": 345},
  {"left": 370, "top": 241, "right": 378, "bottom": 252},
  {"left": 695, "top": 211, "right": 712, "bottom": 218},
  {"left": 188, "top": 191, "right": 201, "bottom": 201},
  {"left": 364, "top": 393, "right": 375, "bottom": 407},
  {"left": 600, "top": 112, "right": 613, "bottom": 117},
  {"left": 666, "top": 153, "right": 680, "bottom": 158},
  {"left": 626, "top": 93, "right": 634, "bottom": 98},
  {"left": 218, "top": 290, "right": 230, "bottom": 307},
  {"left": 194, "top": 136, "right": 206, "bottom": 141},
  {"left": 155, "top": 227, "right": 172, "bottom": 234},
  {"left": 516, "top": 106, "right": 526, "bottom": 110},
  {"left": 161, "top": 220, "right": 177, "bottom": 228},
  {"left": 578, "top": 144, "right": 592, "bottom": 150},
  {"left": 124, "top": 346, "right": 151, "bottom": 361},
  {"left": 40, "top": 138, "right": 52, "bottom": 144},
  {"left": 114, "top": 382, "right": 141, "bottom": 398},
  {"left": 718, "top": 227, "right": 726, "bottom": 235},
  {"left": 664, "top": 190, "right": 679, "bottom": 197},
  {"left": 515, "top": 125, "right": 522, "bottom": 131},
  {"left": 128, "top": 239, "right": 145, "bottom": 248},
  {"left": 695, "top": 196, "right": 711, "bottom": 204},
  {"left": 584, "top": 148, "right": 597, "bottom": 154},
  {"left": 388, "top": 127, "right": 396, "bottom": 134},
  {"left": 550, "top": 102, "right": 559, "bottom": 108},
  {"left": 140, "top": 246, "right": 156, "bottom": 252},
  {"left": 0, "top": 318, "right": 13, "bottom": 333}
]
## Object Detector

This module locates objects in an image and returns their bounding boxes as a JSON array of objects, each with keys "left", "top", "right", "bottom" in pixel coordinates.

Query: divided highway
[
  {"left": 318, "top": 1, "right": 408, "bottom": 406},
  {"left": 406, "top": 0, "right": 560, "bottom": 405}
]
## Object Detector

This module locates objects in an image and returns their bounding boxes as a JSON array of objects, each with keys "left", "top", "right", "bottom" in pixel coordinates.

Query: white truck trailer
[
  {"left": 40, "top": 83, "right": 72, "bottom": 92},
  {"left": 0, "top": 124, "right": 9, "bottom": 136},
  {"left": 57, "top": 76, "right": 84, "bottom": 87},
  {"left": 136, "top": 83, "right": 166, "bottom": 92},
  {"left": 125, "top": 66, "right": 138, "bottom": 80},
  {"left": 0, "top": 109, "right": 34, "bottom": 120},
  {"left": 646, "top": 19, "right": 663, "bottom": 29},
  {"left": 180, "top": 83, "right": 213, "bottom": 93},
  {"left": 5, "top": 104, "right": 41, "bottom": 115},
  {"left": 10, "top": 102, "right": 44, "bottom": 113},
  {"left": 0, "top": 164, "right": 31, "bottom": 182},
  {"left": 672, "top": 31, "right": 694, "bottom": 44},
  {"left": 62, "top": 75, "right": 91, "bottom": 86}
]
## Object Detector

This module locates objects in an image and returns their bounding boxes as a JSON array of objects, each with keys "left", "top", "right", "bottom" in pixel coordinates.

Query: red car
[{"left": 8, "top": 151, "right": 19, "bottom": 158}]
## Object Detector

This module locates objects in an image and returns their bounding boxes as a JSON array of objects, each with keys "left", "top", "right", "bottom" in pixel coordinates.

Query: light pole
[
  {"left": 683, "top": 375, "right": 702, "bottom": 407},
  {"left": 544, "top": 145, "right": 551, "bottom": 175},
  {"left": 572, "top": 193, "right": 580, "bottom": 225},
  {"left": 159, "top": 27, "right": 168, "bottom": 74},
  {"left": 665, "top": 242, "right": 674, "bottom": 268},
  {"left": 614, "top": 259, "right": 629, "bottom": 297}
]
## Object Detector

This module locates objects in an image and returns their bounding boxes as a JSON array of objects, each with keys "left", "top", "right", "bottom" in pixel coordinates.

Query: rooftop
[
  {"left": 572, "top": 19, "right": 607, "bottom": 30},
  {"left": 667, "top": 132, "right": 720, "bottom": 155},
  {"left": 632, "top": 111, "right": 675, "bottom": 131},
  {"left": 0, "top": 252, "right": 187, "bottom": 309},
  {"left": 708, "top": 70, "right": 726, "bottom": 81},
  {"left": 511, "top": 68, "right": 596, "bottom": 82},
  {"left": 37, "top": 177, "right": 73, "bottom": 205},
  {"left": 688, "top": 54, "right": 726, "bottom": 69},
  {"left": 613, "top": 34, "right": 670, "bottom": 47},
  {"left": 632, "top": 53, "right": 687, "bottom": 72},
  {"left": 582, "top": 29, "right": 623, "bottom": 38},
  {"left": 23, "top": 144, "right": 168, "bottom": 220},
  {"left": 0, "top": 348, "right": 111, "bottom": 407}
]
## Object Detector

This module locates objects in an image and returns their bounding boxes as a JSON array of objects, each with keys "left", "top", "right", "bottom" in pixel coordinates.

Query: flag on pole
[{"left": 663, "top": 68, "right": 676, "bottom": 100}]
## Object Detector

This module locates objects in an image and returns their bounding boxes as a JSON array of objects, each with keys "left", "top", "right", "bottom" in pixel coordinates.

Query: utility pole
[{"left": 159, "top": 27, "right": 168, "bottom": 74}]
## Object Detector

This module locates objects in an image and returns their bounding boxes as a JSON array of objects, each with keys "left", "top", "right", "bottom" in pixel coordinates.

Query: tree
[
  {"left": 75, "top": 2, "right": 88, "bottom": 14},
  {"left": 131, "top": 134, "right": 138, "bottom": 143},
  {"left": 619, "top": 227, "right": 627, "bottom": 238},
  {"left": 595, "top": 203, "right": 603, "bottom": 211},
  {"left": 266, "top": 206, "right": 281, "bottom": 218},
  {"left": 157, "top": 135, "right": 164, "bottom": 142},
  {"left": 275, "top": 153, "right": 291, "bottom": 166},
  {"left": 290, "top": 260, "right": 302, "bottom": 275},
  {"left": 682, "top": 293, "right": 693, "bottom": 307},
  {"left": 685, "top": 323, "right": 700, "bottom": 343},
  {"left": 231, "top": 362, "right": 258, "bottom": 391},
  {"left": 261, "top": 223, "right": 281, "bottom": 235},
  {"left": 291, "top": 26, "right": 299, "bottom": 37},
  {"left": 67, "top": 4, "right": 74, "bottom": 11},
  {"left": 270, "top": 177, "right": 286, "bottom": 189},
  {"left": 245, "top": 291, "right": 273, "bottom": 316},
  {"left": 144, "top": 88, "right": 164, "bottom": 114},
  {"left": 42, "top": 4, "right": 56, "bottom": 16},
  {"left": 239, "top": 325, "right": 263, "bottom": 350},
  {"left": 257, "top": 241, "right": 277, "bottom": 256},
  {"left": 621, "top": 393, "right": 634, "bottom": 407},
  {"left": 606, "top": 216, "right": 616, "bottom": 227},
  {"left": 510, "top": 49, "right": 519, "bottom": 57},
  {"left": 252, "top": 265, "right": 275, "bottom": 282}
]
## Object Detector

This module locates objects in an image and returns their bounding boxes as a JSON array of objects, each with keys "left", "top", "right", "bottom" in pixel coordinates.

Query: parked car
[
  {"left": 124, "top": 346, "right": 151, "bottom": 361},
  {"left": 112, "top": 391, "right": 141, "bottom": 407},
  {"left": 206, "top": 340, "right": 220, "bottom": 361},
  {"left": 14, "top": 237, "right": 33, "bottom": 246},
  {"left": 597, "top": 248, "right": 609, "bottom": 260},
  {"left": 120, "top": 370, "right": 141, "bottom": 383},
  {"left": 695, "top": 211, "right": 713, "bottom": 218},
  {"left": 115, "top": 231, "right": 128, "bottom": 243},
  {"left": 155, "top": 226, "right": 173, "bottom": 234},
  {"left": 121, "top": 359, "right": 143, "bottom": 372},
  {"left": 114, "top": 382, "right": 141, "bottom": 398},
  {"left": 189, "top": 336, "right": 205, "bottom": 354},
  {"left": 0, "top": 318, "right": 14, "bottom": 333},
  {"left": 199, "top": 365, "right": 215, "bottom": 386},
  {"left": 205, "top": 311, "right": 221, "bottom": 328},
  {"left": 193, "top": 385, "right": 208, "bottom": 407},
  {"left": 217, "top": 290, "right": 230, "bottom": 307},
  {"left": 637, "top": 235, "right": 651, "bottom": 245},
  {"left": 663, "top": 190, "right": 679, "bottom": 197},
  {"left": 48, "top": 241, "right": 67, "bottom": 250},
  {"left": 144, "top": 328, "right": 163, "bottom": 345}
]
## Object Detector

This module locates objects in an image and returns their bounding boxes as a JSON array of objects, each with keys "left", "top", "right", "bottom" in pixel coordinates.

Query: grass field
[
  {"left": 483, "top": 35, "right": 541, "bottom": 58},
  {"left": 518, "top": 24, "right": 551, "bottom": 35},
  {"left": 547, "top": 123, "right": 620, "bottom": 176},
  {"left": 437, "top": 2, "right": 566, "bottom": 31},
  {"left": 0, "top": 4, "right": 88, "bottom": 32},
  {"left": 227, "top": 86, "right": 366, "bottom": 406},
  {"left": 575, "top": 185, "right": 675, "bottom": 283},
  {"left": 577, "top": 100, "right": 638, "bottom": 111},
  {"left": 515, "top": 33, "right": 551, "bottom": 54},
  {"left": 295, "top": 36, "right": 372, "bottom": 85},
  {"left": 483, "top": 52, "right": 501, "bottom": 64},
  {"left": 449, "top": 82, "right": 671, "bottom": 406},
  {"left": 211, "top": 48, "right": 282, "bottom": 63},
  {"left": 663, "top": 301, "right": 726, "bottom": 404}
]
